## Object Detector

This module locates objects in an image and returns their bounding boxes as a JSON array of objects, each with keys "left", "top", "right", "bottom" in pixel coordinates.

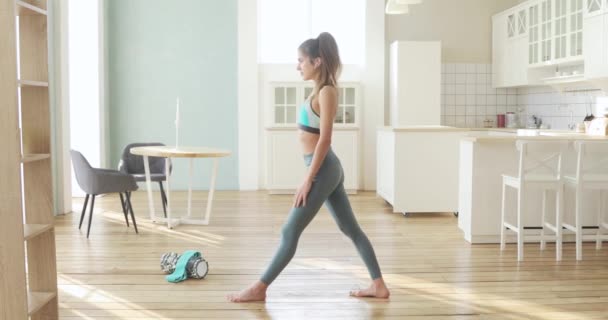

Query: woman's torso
[{"left": 297, "top": 97, "right": 322, "bottom": 154}]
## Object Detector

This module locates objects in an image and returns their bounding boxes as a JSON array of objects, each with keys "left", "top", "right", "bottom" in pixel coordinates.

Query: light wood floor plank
[{"left": 56, "top": 191, "right": 608, "bottom": 319}]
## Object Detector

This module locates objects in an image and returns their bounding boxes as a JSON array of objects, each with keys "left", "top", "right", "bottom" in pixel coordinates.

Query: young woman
[{"left": 227, "top": 32, "right": 390, "bottom": 302}]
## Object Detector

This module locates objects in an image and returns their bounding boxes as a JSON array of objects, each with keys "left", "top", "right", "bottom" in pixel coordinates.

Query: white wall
[
  {"left": 386, "top": 0, "right": 519, "bottom": 63},
  {"left": 238, "top": 0, "right": 259, "bottom": 190}
]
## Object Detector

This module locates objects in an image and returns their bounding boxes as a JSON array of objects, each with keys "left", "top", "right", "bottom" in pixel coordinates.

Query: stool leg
[
  {"left": 575, "top": 186, "right": 583, "bottom": 261},
  {"left": 517, "top": 186, "right": 524, "bottom": 262},
  {"left": 556, "top": 184, "right": 563, "bottom": 261},
  {"left": 597, "top": 190, "right": 604, "bottom": 250},
  {"left": 500, "top": 182, "right": 507, "bottom": 251},
  {"left": 540, "top": 189, "right": 547, "bottom": 250}
]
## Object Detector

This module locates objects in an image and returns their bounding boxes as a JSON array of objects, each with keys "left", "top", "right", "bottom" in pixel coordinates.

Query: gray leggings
[{"left": 260, "top": 148, "right": 382, "bottom": 284}]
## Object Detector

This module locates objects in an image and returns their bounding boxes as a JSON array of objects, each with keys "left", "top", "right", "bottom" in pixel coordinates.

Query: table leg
[
  {"left": 203, "top": 158, "right": 219, "bottom": 224},
  {"left": 187, "top": 158, "right": 194, "bottom": 218},
  {"left": 166, "top": 158, "right": 173, "bottom": 228},
  {"left": 143, "top": 155, "right": 156, "bottom": 221}
]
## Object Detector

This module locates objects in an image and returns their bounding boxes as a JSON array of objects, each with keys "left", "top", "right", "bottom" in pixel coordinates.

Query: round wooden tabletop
[{"left": 130, "top": 146, "right": 231, "bottom": 158}]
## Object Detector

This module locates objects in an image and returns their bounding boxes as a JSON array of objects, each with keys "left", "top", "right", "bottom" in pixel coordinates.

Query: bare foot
[
  {"left": 227, "top": 281, "right": 268, "bottom": 302},
  {"left": 349, "top": 278, "right": 390, "bottom": 299}
]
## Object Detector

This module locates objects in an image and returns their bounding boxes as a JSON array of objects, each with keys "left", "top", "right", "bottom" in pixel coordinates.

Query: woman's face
[{"left": 297, "top": 51, "right": 318, "bottom": 81}]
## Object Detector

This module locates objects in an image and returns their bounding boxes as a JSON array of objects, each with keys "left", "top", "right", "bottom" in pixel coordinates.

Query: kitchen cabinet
[
  {"left": 265, "top": 82, "right": 361, "bottom": 193},
  {"left": 584, "top": 0, "right": 608, "bottom": 81},
  {"left": 266, "top": 128, "right": 359, "bottom": 193},
  {"left": 376, "top": 127, "right": 468, "bottom": 215},
  {"left": 493, "top": 4, "right": 529, "bottom": 88},
  {"left": 494, "top": 0, "right": 591, "bottom": 88}
]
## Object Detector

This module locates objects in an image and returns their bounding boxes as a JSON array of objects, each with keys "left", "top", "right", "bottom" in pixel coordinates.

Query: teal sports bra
[{"left": 297, "top": 99, "right": 321, "bottom": 134}]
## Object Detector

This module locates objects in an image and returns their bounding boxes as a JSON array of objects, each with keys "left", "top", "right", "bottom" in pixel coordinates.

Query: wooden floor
[{"left": 55, "top": 191, "right": 608, "bottom": 319}]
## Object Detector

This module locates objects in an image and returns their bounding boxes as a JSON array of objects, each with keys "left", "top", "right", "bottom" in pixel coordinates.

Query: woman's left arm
[{"left": 293, "top": 86, "right": 337, "bottom": 207}]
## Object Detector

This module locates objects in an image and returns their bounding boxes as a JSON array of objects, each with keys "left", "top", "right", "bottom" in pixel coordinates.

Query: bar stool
[
  {"left": 562, "top": 140, "right": 608, "bottom": 261},
  {"left": 500, "top": 140, "right": 568, "bottom": 261}
]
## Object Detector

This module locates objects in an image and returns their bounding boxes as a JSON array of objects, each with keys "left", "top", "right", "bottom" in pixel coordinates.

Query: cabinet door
[
  {"left": 508, "top": 12, "right": 517, "bottom": 38},
  {"left": 585, "top": 0, "right": 603, "bottom": 16},
  {"left": 518, "top": 7, "right": 528, "bottom": 36},
  {"left": 540, "top": 0, "right": 553, "bottom": 62},
  {"left": 583, "top": 13, "right": 608, "bottom": 78},
  {"left": 529, "top": 2, "right": 541, "bottom": 64},
  {"left": 569, "top": 0, "right": 584, "bottom": 57},
  {"left": 266, "top": 131, "right": 307, "bottom": 191},
  {"left": 331, "top": 131, "right": 359, "bottom": 191},
  {"left": 554, "top": 0, "right": 568, "bottom": 59}
]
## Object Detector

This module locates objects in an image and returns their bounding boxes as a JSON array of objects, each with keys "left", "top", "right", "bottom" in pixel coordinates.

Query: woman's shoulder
[{"left": 319, "top": 85, "right": 338, "bottom": 98}]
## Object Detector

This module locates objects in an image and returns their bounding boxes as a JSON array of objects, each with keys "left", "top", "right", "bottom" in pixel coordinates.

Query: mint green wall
[{"left": 106, "top": 0, "right": 238, "bottom": 190}]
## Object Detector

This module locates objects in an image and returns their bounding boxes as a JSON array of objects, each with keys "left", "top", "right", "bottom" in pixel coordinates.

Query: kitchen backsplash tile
[
  {"left": 441, "top": 63, "right": 517, "bottom": 128},
  {"left": 441, "top": 63, "right": 607, "bottom": 129},
  {"left": 516, "top": 87, "right": 604, "bottom": 130}
]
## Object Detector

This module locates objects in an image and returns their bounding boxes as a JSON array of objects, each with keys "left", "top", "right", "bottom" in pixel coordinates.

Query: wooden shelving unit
[{"left": 1, "top": 0, "right": 58, "bottom": 318}]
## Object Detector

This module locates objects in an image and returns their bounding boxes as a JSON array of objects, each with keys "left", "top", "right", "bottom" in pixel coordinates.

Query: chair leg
[
  {"left": 159, "top": 181, "right": 167, "bottom": 218},
  {"left": 79, "top": 194, "right": 90, "bottom": 230},
  {"left": 126, "top": 192, "right": 139, "bottom": 234},
  {"left": 119, "top": 193, "right": 130, "bottom": 227},
  {"left": 575, "top": 186, "right": 583, "bottom": 261},
  {"left": 517, "top": 187, "right": 524, "bottom": 262},
  {"left": 540, "top": 189, "right": 547, "bottom": 250},
  {"left": 87, "top": 195, "right": 96, "bottom": 238},
  {"left": 500, "top": 182, "right": 507, "bottom": 251}
]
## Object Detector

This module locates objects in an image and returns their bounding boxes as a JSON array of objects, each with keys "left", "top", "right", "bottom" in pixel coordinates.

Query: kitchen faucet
[{"left": 568, "top": 110, "right": 576, "bottom": 131}]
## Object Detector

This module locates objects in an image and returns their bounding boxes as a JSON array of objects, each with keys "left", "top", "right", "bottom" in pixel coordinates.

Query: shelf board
[
  {"left": 18, "top": 79, "right": 49, "bottom": 87},
  {"left": 541, "top": 74, "right": 585, "bottom": 84},
  {"left": 27, "top": 291, "right": 56, "bottom": 315},
  {"left": 21, "top": 153, "right": 50, "bottom": 163},
  {"left": 529, "top": 57, "right": 584, "bottom": 69},
  {"left": 16, "top": 1, "right": 47, "bottom": 15},
  {"left": 24, "top": 224, "right": 53, "bottom": 241}
]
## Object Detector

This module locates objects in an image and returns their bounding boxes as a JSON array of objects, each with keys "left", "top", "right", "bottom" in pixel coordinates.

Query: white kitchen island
[
  {"left": 458, "top": 130, "right": 608, "bottom": 243},
  {"left": 377, "top": 126, "right": 469, "bottom": 214}
]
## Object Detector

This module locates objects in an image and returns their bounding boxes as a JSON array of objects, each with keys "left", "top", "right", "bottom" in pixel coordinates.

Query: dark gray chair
[
  {"left": 70, "top": 150, "right": 139, "bottom": 238},
  {"left": 118, "top": 142, "right": 171, "bottom": 218}
]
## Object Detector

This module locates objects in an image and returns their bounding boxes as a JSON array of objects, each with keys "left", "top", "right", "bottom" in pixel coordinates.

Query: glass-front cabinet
[
  {"left": 508, "top": 13, "right": 517, "bottom": 38},
  {"left": 585, "top": 0, "right": 603, "bottom": 15},
  {"left": 529, "top": 3, "right": 540, "bottom": 64},
  {"left": 507, "top": 8, "right": 528, "bottom": 39},
  {"left": 271, "top": 83, "right": 360, "bottom": 127},
  {"left": 570, "top": 0, "right": 584, "bottom": 56},
  {"left": 527, "top": 0, "right": 585, "bottom": 66},
  {"left": 540, "top": 0, "right": 553, "bottom": 62},
  {"left": 554, "top": 0, "right": 568, "bottom": 59}
]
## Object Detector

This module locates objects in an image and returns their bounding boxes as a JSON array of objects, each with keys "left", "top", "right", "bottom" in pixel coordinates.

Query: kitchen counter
[
  {"left": 463, "top": 129, "right": 607, "bottom": 142},
  {"left": 458, "top": 132, "right": 606, "bottom": 243},
  {"left": 378, "top": 125, "right": 470, "bottom": 132}
]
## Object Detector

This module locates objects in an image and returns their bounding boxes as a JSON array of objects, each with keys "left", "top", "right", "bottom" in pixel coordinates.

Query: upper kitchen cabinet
[
  {"left": 493, "top": 3, "right": 529, "bottom": 88},
  {"left": 494, "top": 0, "right": 594, "bottom": 88},
  {"left": 583, "top": 0, "right": 608, "bottom": 85}
]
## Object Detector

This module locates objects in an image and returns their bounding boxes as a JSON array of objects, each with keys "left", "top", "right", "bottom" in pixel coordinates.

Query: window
[
  {"left": 271, "top": 83, "right": 360, "bottom": 126},
  {"left": 258, "top": 0, "right": 366, "bottom": 65}
]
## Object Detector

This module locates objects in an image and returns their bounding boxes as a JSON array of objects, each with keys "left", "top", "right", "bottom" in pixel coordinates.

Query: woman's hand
[{"left": 293, "top": 177, "right": 313, "bottom": 207}]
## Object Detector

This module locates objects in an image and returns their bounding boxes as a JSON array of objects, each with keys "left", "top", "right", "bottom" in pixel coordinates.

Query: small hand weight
[
  {"left": 160, "top": 252, "right": 180, "bottom": 274},
  {"left": 160, "top": 251, "right": 209, "bottom": 279}
]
